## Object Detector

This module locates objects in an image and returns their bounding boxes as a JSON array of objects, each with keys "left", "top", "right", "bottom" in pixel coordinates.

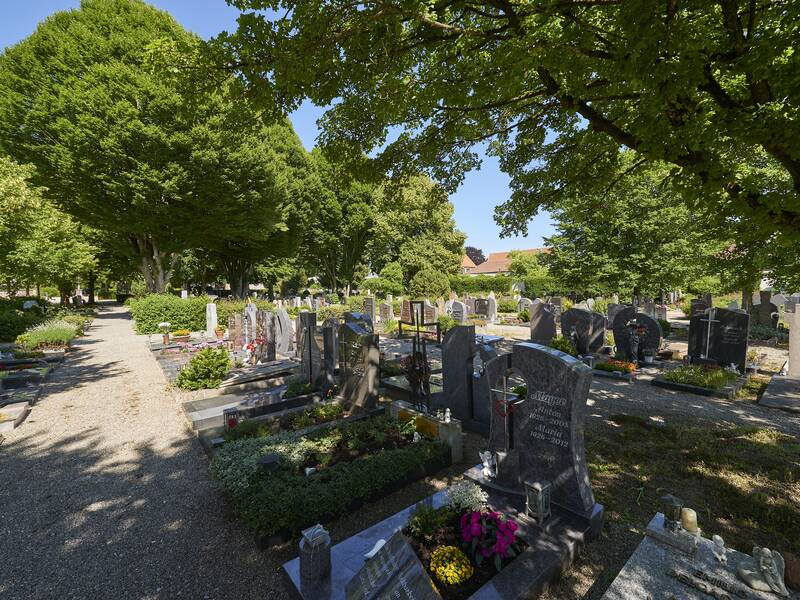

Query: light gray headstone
[
  {"left": 205, "top": 303, "right": 218, "bottom": 337},
  {"left": 518, "top": 297, "right": 533, "bottom": 314},
  {"left": 451, "top": 300, "right": 467, "bottom": 324}
]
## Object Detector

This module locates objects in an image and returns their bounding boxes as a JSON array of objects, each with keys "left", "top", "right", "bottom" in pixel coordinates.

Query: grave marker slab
[
  {"left": 560, "top": 308, "right": 606, "bottom": 354},
  {"left": 529, "top": 299, "right": 557, "bottom": 346},
  {"left": 338, "top": 321, "right": 379, "bottom": 410},
  {"left": 612, "top": 306, "right": 663, "bottom": 361},
  {"left": 205, "top": 303, "right": 218, "bottom": 337},
  {"left": 450, "top": 300, "right": 466, "bottom": 324},
  {"left": 688, "top": 307, "right": 749, "bottom": 371}
]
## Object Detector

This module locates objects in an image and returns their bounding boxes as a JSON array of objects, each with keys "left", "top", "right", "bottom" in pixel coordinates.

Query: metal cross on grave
[
  {"left": 490, "top": 370, "right": 526, "bottom": 450},
  {"left": 699, "top": 308, "right": 720, "bottom": 359}
]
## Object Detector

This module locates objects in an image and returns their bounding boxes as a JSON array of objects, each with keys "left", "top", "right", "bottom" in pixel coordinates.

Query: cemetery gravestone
[
  {"left": 205, "top": 303, "right": 218, "bottom": 337},
  {"left": 690, "top": 299, "right": 708, "bottom": 317},
  {"left": 362, "top": 296, "right": 376, "bottom": 324},
  {"left": 344, "top": 531, "right": 440, "bottom": 600},
  {"left": 255, "top": 310, "right": 277, "bottom": 363},
  {"left": 560, "top": 308, "right": 606, "bottom": 354},
  {"left": 655, "top": 305, "right": 668, "bottom": 322},
  {"left": 422, "top": 300, "right": 437, "bottom": 324},
  {"left": 297, "top": 312, "right": 321, "bottom": 384},
  {"left": 750, "top": 300, "right": 779, "bottom": 329},
  {"left": 606, "top": 303, "right": 628, "bottom": 329},
  {"left": 529, "top": 299, "right": 557, "bottom": 346},
  {"left": 379, "top": 302, "right": 393, "bottom": 323},
  {"left": 275, "top": 308, "right": 294, "bottom": 355},
  {"left": 612, "top": 306, "right": 663, "bottom": 361},
  {"left": 474, "top": 298, "right": 489, "bottom": 318},
  {"left": 486, "top": 295, "right": 497, "bottom": 323},
  {"left": 338, "top": 321, "right": 380, "bottom": 410},
  {"left": 438, "top": 325, "right": 485, "bottom": 432},
  {"left": 450, "top": 300, "right": 467, "bottom": 324},
  {"left": 786, "top": 300, "right": 800, "bottom": 376},
  {"left": 344, "top": 311, "right": 374, "bottom": 333},
  {"left": 518, "top": 297, "right": 533, "bottom": 315},
  {"left": 465, "top": 297, "right": 476, "bottom": 315},
  {"left": 550, "top": 296, "right": 563, "bottom": 316},
  {"left": 400, "top": 299, "right": 413, "bottom": 324},
  {"left": 688, "top": 308, "right": 750, "bottom": 371},
  {"left": 229, "top": 314, "right": 244, "bottom": 350},
  {"left": 245, "top": 303, "right": 258, "bottom": 344}
]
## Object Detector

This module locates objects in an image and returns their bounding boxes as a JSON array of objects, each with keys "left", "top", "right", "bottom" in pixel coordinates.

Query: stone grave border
[{"left": 651, "top": 374, "right": 749, "bottom": 399}]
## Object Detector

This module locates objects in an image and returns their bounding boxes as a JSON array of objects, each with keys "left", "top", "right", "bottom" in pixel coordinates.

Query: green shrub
[
  {"left": 438, "top": 314, "right": 458, "bottom": 334},
  {"left": 175, "top": 348, "right": 231, "bottom": 390},
  {"left": 497, "top": 298, "right": 517, "bottom": 313},
  {"left": 749, "top": 324, "right": 785, "bottom": 341},
  {"left": 449, "top": 274, "right": 512, "bottom": 295},
  {"left": 317, "top": 304, "right": 346, "bottom": 321},
  {"left": 0, "top": 306, "right": 45, "bottom": 343},
  {"left": 283, "top": 376, "right": 314, "bottom": 399},
  {"left": 291, "top": 403, "right": 344, "bottom": 429},
  {"left": 382, "top": 318, "right": 399, "bottom": 334},
  {"left": 345, "top": 295, "right": 365, "bottom": 312},
  {"left": 593, "top": 297, "right": 610, "bottom": 315},
  {"left": 662, "top": 365, "right": 737, "bottom": 390},
  {"left": 129, "top": 294, "right": 208, "bottom": 333},
  {"left": 61, "top": 314, "right": 92, "bottom": 334},
  {"left": 518, "top": 310, "right": 529, "bottom": 322},
  {"left": 16, "top": 319, "right": 78, "bottom": 350},
  {"left": 409, "top": 269, "right": 450, "bottom": 299},
  {"left": 549, "top": 336, "right": 578, "bottom": 357},
  {"left": 211, "top": 419, "right": 449, "bottom": 538},
  {"left": 216, "top": 299, "right": 274, "bottom": 325}
]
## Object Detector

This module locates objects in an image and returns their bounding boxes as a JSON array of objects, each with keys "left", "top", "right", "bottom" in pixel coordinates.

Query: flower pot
[
  {"left": 161, "top": 334, "right": 170, "bottom": 345},
  {"left": 644, "top": 355, "right": 654, "bottom": 364},
  {"left": 172, "top": 335, "right": 190, "bottom": 343},
  {"left": 215, "top": 330, "right": 225, "bottom": 340}
]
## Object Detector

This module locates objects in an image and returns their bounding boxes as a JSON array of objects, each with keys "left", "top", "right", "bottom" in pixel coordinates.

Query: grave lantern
[
  {"left": 660, "top": 494, "right": 683, "bottom": 532},
  {"left": 223, "top": 407, "right": 241, "bottom": 432},
  {"left": 257, "top": 452, "right": 280, "bottom": 473},
  {"left": 299, "top": 524, "right": 332, "bottom": 583},
  {"left": 524, "top": 480, "right": 551, "bottom": 524}
]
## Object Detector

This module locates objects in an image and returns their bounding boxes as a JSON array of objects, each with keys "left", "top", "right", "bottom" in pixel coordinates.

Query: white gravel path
[{"left": 0, "top": 304, "right": 289, "bottom": 600}]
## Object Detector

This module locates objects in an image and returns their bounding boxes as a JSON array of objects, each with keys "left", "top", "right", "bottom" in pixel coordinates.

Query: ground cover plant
[
  {"left": 223, "top": 402, "right": 346, "bottom": 442},
  {"left": 15, "top": 319, "right": 78, "bottom": 350},
  {"left": 595, "top": 359, "right": 636, "bottom": 374},
  {"left": 211, "top": 416, "right": 449, "bottom": 538},
  {"left": 588, "top": 416, "right": 800, "bottom": 557},
  {"left": 662, "top": 365, "right": 737, "bottom": 390},
  {"left": 175, "top": 348, "right": 231, "bottom": 390},
  {"left": 548, "top": 336, "right": 578, "bottom": 357}
]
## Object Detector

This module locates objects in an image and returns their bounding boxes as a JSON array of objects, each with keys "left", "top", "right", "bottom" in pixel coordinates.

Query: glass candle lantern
[{"left": 524, "top": 480, "right": 551, "bottom": 524}]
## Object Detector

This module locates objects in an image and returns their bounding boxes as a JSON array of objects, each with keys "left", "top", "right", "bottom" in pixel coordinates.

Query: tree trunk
[
  {"left": 741, "top": 286, "right": 754, "bottom": 312},
  {"left": 756, "top": 290, "right": 773, "bottom": 327},
  {"left": 222, "top": 258, "right": 252, "bottom": 299},
  {"left": 87, "top": 271, "right": 96, "bottom": 305},
  {"left": 131, "top": 235, "right": 176, "bottom": 293},
  {"left": 36, "top": 283, "right": 40, "bottom": 299}
]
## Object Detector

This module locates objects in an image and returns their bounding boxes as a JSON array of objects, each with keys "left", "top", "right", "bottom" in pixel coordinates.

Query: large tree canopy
[{"left": 214, "top": 0, "right": 800, "bottom": 248}]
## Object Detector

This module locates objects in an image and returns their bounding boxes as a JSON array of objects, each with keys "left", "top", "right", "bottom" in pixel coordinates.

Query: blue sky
[{"left": 1, "top": 0, "right": 555, "bottom": 254}]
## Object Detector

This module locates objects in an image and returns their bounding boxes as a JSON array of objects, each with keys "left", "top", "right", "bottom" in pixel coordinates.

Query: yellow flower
[{"left": 429, "top": 545, "right": 474, "bottom": 585}]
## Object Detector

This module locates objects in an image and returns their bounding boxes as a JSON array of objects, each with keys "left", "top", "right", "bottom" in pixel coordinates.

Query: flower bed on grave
[
  {"left": 211, "top": 415, "right": 450, "bottom": 544},
  {"left": 402, "top": 483, "right": 528, "bottom": 600},
  {"left": 222, "top": 399, "right": 343, "bottom": 442},
  {"left": 652, "top": 364, "right": 747, "bottom": 398}
]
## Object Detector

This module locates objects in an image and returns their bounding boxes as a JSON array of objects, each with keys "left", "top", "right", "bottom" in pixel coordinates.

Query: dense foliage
[
  {"left": 16, "top": 319, "right": 79, "bottom": 350},
  {"left": 127, "top": 295, "right": 277, "bottom": 334},
  {"left": 211, "top": 417, "right": 449, "bottom": 537},
  {"left": 175, "top": 348, "right": 231, "bottom": 390},
  {"left": 409, "top": 269, "right": 451, "bottom": 300},
  {"left": 662, "top": 365, "right": 737, "bottom": 390}
]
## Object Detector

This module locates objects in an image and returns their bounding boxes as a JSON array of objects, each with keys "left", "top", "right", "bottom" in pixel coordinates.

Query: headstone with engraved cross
[{"left": 688, "top": 307, "right": 749, "bottom": 371}]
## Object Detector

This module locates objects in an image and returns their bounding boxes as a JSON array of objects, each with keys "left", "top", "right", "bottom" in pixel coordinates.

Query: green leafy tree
[
  {"left": 508, "top": 251, "right": 554, "bottom": 297},
  {"left": 215, "top": 0, "right": 800, "bottom": 251},
  {"left": 544, "top": 157, "right": 724, "bottom": 299},
  {"left": 465, "top": 247, "right": 485, "bottom": 266},
  {"left": 409, "top": 269, "right": 450, "bottom": 299}
]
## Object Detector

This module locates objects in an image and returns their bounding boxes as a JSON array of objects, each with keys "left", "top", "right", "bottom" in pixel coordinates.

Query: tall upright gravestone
[
  {"left": 205, "top": 303, "right": 218, "bottom": 337},
  {"left": 438, "top": 325, "right": 489, "bottom": 433},
  {"left": 244, "top": 303, "right": 258, "bottom": 344},
  {"left": 786, "top": 300, "right": 800, "bottom": 377},
  {"left": 688, "top": 307, "right": 749, "bottom": 371},
  {"left": 254, "top": 310, "right": 277, "bottom": 363},
  {"left": 228, "top": 314, "right": 244, "bottom": 350},
  {"left": 484, "top": 343, "right": 602, "bottom": 524},
  {"left": 529, "top": 299, "right": 557, "bottom": 345},
  {"left": 338, "top": 321, "right": 380, "bottom": 410},
  {"left": 362, "top": 296, "right": 376, "bottom": 324},
  {"left": 297, "top": 312, "right": 321, "bottom": 384},
  {"left": 560, "top": 308, "right": 606, "bottom": 354},
  {"left": 612, "top": 306, "right": 662, "bottom": 361},
  {"left": 450, "top": 300, "right": 467, "bottom": 324},
  {"left": 275, "top": 307, "right": 293, "bottom": 355}
]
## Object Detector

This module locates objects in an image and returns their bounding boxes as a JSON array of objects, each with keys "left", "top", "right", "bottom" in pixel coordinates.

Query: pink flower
[
  {"left": 470, "top": 523, "right": 482, "bottom": 536},
  {"left": 480, "top": 547, "right": 492, "bottom": 558}
]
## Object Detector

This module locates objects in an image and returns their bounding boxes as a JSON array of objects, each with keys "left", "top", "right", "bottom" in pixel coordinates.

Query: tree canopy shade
[
  {"left": 544, "top": 157, "right": 724, "bottom": 298},
  {"left": 214, "top": 0, "right": 800, "bottom": 247},
  {"left": 0, "top": 0, "right": 314, "bottom": 295}
]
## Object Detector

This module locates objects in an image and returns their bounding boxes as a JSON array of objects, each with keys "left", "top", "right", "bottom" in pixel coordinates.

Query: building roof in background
[
  {"left": 470, "top": 248, "right": 549, "bottom": 275},
  {"left": 461, "top": 255, "right": 477, "bottom": 270}
]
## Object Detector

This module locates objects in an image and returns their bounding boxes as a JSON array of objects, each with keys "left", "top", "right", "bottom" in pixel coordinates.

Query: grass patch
[
  {"left": 736, "top": 375, "right": 771, "bottom": 402},
  {"left": 662, "top": 365, "right": 737, "bottom": 390},
  {"left": 588, "top": 416, "right": 800, "bottom": 555}
]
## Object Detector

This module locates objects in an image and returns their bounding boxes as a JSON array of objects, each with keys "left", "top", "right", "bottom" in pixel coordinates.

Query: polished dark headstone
[
  {"left": 688, "top": 308, "right": 750, "bottom": 371},
  {"left": 612, "top": 307, "right": 662, "bottom": 361},
  {"left": 438, "top": 325, "right": 490, "bottom": 434},
  {"left": 689, "top": 299, "right": 708, "bottom": 317},
  {"left": 560, "top": 308, "right": 606, "bottom": 354},
  {"left": 297, "top": 312, "right": 321, "bottom": 384},
  {"left": 474, "top": 298, "right": 489, "bottom": 317},
  {"left": 529, "top": 299, "right": 557, "bottom": 345},
  {"left": 606, "top": 303, "right": 629, "bottom": 330},
  {"left": 275, "top": 308, "right": 294, "bottom": 355}
]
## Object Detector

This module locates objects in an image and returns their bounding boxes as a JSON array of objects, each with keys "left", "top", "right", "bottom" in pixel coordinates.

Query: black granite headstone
[
  {"left": 344, "top": 531, "right": 440, "bottom": 600},
  {"left": 560, "top": 308, "right": 606, "bottom": 354},
  {"left": 607, "top": 303, "right": 629, "bottom": 330},
  {"left": 529, "top": 299, "right": 557, "bottom": 345},
  {"left": 298, "top": 312, "right": 321, "bottom": 384},
  {"left": 438, "top": 325, "right": 487, "bottom": 433},
  {"left": 275, "top": 308, "right": 293, "bottom": 355},
  {"left": 612, "top": 306, "right": 662, "bottom": 360},
  {"left": 690, "top": 299, "right": 708, "bottom": 317},
  {"left": 688, "top": 308, "right": 749, "bottom": 371},
  {"left": 474, "top": 298, "right": 489, "bottom": 317}
]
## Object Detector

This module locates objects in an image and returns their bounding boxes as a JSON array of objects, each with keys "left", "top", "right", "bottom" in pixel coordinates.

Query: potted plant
[
  {"left": 158, "top": 322, "right": 171, "bottom": 345},
  {"left": 214, "top": 324, "right": 226, "bottom": 340},
  {"left": 642, "top": 348, "right": 655, "bottom": 364},
  {"left": 171, "top": 329, "right": 191, "bottom": 343}
]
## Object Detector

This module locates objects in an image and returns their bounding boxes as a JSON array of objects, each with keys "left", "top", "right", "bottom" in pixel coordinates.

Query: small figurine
[
  {"left": 737, "top": 546, "right": 790, "bottom": 597},
  {"left": 712, "top": 535, "right": 727, "bottom": 564},
  {"left": 412, "top": 432, "right": 421, "bottom": 443},
  {"left": 444, "top": 408, "right": 451, "bottom": 423},
  {"left": 479, "top": 450, "right": 496, "bottom": 478}
]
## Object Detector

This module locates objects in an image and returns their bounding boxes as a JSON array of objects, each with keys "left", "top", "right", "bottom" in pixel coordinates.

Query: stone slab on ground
[
  {"left": 601, "top": 513, "right": 798, "bottom": 600},
  {"left": 0, "top": 387, "right": 39, "bottom": 408},
  {"left": 219, "top": 359, "right": 298, "bottom": 388},
  {"left": 759, "top": 375, "right": 800, "bottom": 414},
  {"left": 0, "top": 401, "right": 31, "bottom": 432}
]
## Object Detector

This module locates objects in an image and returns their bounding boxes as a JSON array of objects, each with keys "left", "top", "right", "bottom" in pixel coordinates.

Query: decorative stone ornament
[
  {"left": 660, "top": 494, "right": 683, "bottom": 533},
  {"left": 524, "top": 480, "right": 552, "bottom": 524},
  {"left": 299, "top": 524, "right": 332, "bottom": 583},
  {"left": 737, "top": 547, "right": 790, "bottom": 596}
]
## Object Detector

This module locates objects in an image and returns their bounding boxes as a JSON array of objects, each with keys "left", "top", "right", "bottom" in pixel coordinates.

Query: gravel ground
[
  {"left": 2, "top": 304, "right": 796, "bottom": 600},
  {"left": 0, "top": 304, "right": 289, "bottom": 600}
]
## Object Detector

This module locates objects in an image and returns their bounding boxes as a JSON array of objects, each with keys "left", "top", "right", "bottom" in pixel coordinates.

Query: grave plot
[
  {"left": 284, "top": 342, "right": 603, "bottom": 599},
  {"left": 0, "top": 348, "right": 64, "bottom": 431}
]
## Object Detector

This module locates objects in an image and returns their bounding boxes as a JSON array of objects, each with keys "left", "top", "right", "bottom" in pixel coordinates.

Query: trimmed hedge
[
  {"left": 212, "top": 420, "right": 449, "bottom": 538},
  {"left": 128, "top": 294, "right": 275, "bottom": 334},
  {"left": 449, "top": 274, "right": 512, "bottom": 295}
]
